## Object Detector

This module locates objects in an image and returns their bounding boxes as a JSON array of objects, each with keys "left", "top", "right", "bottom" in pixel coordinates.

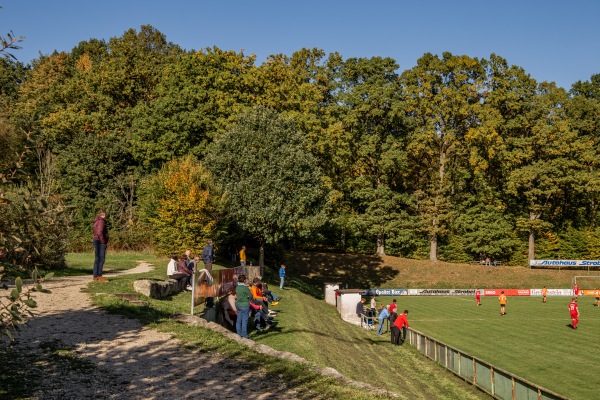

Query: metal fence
[{"left": 406, "top": 328, "right": 569, "bottom": 400}]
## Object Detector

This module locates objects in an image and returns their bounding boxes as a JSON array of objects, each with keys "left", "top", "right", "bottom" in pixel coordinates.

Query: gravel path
[{"left": 4, "top": 264, "right": 300, "bottom": 400}]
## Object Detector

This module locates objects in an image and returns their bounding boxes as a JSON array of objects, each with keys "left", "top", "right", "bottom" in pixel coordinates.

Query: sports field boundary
[{"left": 406, "top": 327, "right": 568, "bottom": 400}]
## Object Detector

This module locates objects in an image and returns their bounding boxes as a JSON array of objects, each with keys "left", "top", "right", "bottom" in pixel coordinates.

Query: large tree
[
  {"left": 206, "top": 106, "right": 326, "bottom": 266},
  {"left": 330, "top": 56, "right": 411, "bottom": 256},
  {"left": 401, "top": 52, "right": 486, "bottom": 261}
]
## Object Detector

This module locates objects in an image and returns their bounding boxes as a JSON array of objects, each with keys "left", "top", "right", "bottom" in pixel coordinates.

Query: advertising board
[
  {"left": 362, "top": 288, "right": 408, "bottom": 296},
  {"left": 412, "top": 289, "right": 478, "bottom": 296},
  {"left": 483, "top": 289, "right": 530, "bottom": 296},
  {"left": 530, "top": 259, "right": 600, "bottom": 267},
  {"left": 530, "top": 288, "right": 572, "bottom": 296}
]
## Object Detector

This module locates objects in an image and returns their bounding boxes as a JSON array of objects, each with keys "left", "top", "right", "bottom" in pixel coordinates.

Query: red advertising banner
[{"left": 483, "top": 289, "right": 531, "bottom": 296}]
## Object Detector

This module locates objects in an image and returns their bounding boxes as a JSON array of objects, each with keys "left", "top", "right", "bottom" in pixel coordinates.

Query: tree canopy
[{"left": 1, "top": 25, "right": 599, "bottom": 267}]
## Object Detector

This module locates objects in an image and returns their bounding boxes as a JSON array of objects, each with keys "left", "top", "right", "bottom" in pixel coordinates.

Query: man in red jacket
[
  {"left": 92, "top": 209, "right": 109, "bottom": 282},
  {"left": 394, "top": 310, "right": 410, "bottom": 345}
]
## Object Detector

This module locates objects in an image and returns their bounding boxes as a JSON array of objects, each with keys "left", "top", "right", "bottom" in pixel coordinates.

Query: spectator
[
  {"left": 356, "top": 298, "right": 365, "bottom": 318},
  {"left": 394, "top": 310, "right": 410, "bottom": 345},
  {"left": 221, "top": 293, "right": 237, "bottom": 327},
  {"left": 260, "top": 280, "right": 281, "bottom": 303},
  {"left": 167, "top": 253, "right": 189, "bottom": 291},
  {"left": 389, "top": 311, "right": 400, "bottom": 344},
  {"left": 202, "top": 240, "right": 215, "bottom": 271},
  {"left": 177, "top": 253, "right": 193, "bottom": 291},
  {"left": 251, "top": 278, "right": 275, "bottom": 315},
  {"left": 250, "top": 298, "right": 278, "bottom": 332},
  {"left": 239, "top": 246, "right": 247, "bottom": 266},
  {"left": 377, "top": 305, "right": 389, "bottom": 335},
  {"left": 370, "top": 296, "right": 377, "bottom": 311},
  {"left": 389, "top": 299, "right": 397, "bottom": 314},
  {"left": 92, "top": 209, "right": 109, "bottom": 282},
  {"left": 235, "top": 274, "right": 252, "bottom": 339},
  {"left": 279, "top": 264, "right": 286, "bottom": 289},
  {"left": 185, "top": 249, "right": 193, "bottom": 267},
  {"left": 228, "top": 244, "right": 237, "bottom": 262}
]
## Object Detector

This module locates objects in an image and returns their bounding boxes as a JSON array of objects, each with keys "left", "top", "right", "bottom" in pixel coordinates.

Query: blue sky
[{"left": 1, "top": 0, "right": 598, "bottom": 89}]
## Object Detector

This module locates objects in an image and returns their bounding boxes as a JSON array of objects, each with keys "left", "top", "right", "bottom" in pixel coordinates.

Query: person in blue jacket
[
  {"left": 279, "top": 264, "right": 287, "bottom": 289},
  {"left": 377, "top": 305, "right": 390, "bottom": 335}
]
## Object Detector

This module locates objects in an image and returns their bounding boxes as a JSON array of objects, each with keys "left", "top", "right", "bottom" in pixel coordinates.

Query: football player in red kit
[{"left": 569, "top": 298, "right": 580, "bottom": 330}]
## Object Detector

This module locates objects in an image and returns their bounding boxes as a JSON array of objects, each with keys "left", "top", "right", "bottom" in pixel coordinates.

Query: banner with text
[
  {"left": 581, "top": 289, "right": 600, "bottom": 297},
  {"left": 410, "top": 289, "right": 478, "bottom": 296},
  {"left": 530, "top": 288, "right": 573, "bottom": 296},
  {"left": 530, "top": 259, "right": 600, "bottom": 267},
  {"left": 363, "top": 288, "right": 408, "bottom": 296},
  {"left": 484, "top": 289, "right": 531, "bottom": 296}
]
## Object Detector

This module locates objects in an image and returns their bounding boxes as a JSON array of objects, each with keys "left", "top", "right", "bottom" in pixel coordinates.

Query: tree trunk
[
  {"left": 528, "top": 229, "right": 535, "bottom": 262},
  {"left": 528, "top": 211, "right": 536, "bottom": 262},
  {"left": 259, "top": 243, "right": 265, "bottom": 268},
  {"left": 430, "top": 234, "right": 438, "bottom": 262},
  {"left": 376, "top": 234, "right": 385, "bottom": 257}
]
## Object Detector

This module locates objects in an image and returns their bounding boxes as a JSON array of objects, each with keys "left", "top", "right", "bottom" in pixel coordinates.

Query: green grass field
[{"left": 385, "top": 295, "right": 599, "bottom": 400}]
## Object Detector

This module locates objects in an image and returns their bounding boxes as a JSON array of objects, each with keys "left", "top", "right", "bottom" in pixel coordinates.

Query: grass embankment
[
  {"left": 81, "top": 253, "right": 485, "bottom": 400},
  {"left": 286, "top": 251, "right": 596, "bottom": 291}
]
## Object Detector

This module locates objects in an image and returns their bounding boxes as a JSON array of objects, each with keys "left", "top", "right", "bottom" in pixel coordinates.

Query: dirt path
[{"left": 5, "top": 264, "right": 299, "bottom": 399}]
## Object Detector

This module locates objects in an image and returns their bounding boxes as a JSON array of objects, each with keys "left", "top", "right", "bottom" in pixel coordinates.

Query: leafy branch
[{"left": 0, "top": 268, "right": 53, "bottom": 342}]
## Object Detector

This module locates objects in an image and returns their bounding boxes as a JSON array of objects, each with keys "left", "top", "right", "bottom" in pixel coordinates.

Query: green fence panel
[
  {"left": 449, "top": 348, "right": 459, "bottom": 373},
  {"left": 435, "top": 342, "right": 446, "bottom": 365},
  {"left": 426, "top": 337, "right": 435, "bottom": 359},
  {"left": 494, "top": 369, "right": 514, "bottom": 400},
  {"left": 459, "top": 353, "right": 473, "bottom": 381},
  {"left": 514, "top": 379, "right": 541, "bottom": 400},
  {"left": 474, "top": 360, "right": 493, "bottom": 394}
]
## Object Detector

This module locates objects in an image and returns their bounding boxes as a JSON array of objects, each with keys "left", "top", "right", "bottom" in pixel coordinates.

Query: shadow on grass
[{"left": 285, "top": 252, "right": 399, "bottom": 299}]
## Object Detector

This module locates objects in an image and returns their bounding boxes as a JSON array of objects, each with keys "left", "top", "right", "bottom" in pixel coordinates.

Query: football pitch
[{"left": 399, "top": 295, "right": 600, "bottom": 400}]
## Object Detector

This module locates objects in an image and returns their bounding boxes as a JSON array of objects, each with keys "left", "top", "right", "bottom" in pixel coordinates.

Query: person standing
[
  {"left": 594, "top": 288, "right": 600, "bottom": 307},
  {"left": 475, "top": 290, "right": 481, "bottom": 306},
  {"left": 569, "top": 297, "right": 580, "bottom": 330},
  {"left": 279, "top": 264, "right": 286, "bottom": 289},
  {"left": 235, "top": 274, "right": 252, "bottom": 339},
  {"left": 394, "top": 310, "right": 410, "bottom": 345},
  {"left": 542, "top": 286, "right": 548, "bottom": 303},
  {"left": 356, "top": 298, "right": 365, "bottom": 318},
  {"left": 370, "top": 296, "right": 377, "bottom": 311},
  {"left": 389, "top": 311, "right": 400, "bottom": 345},
  {"left": 389, "top": 298, "right": 398, "bottom": 315},
  {"left": 377, "top": 305, "right": 389, "bottom": 335},
  {"left": 202, "top": 239, "right": 215, "bottom": 271},
  {"left": 92, "top": 209, "right": 109, "bottom": 282},
  {"left": 499, "top": 291, "right": 507, "bottom": 315},
  {"left": 573, "top": 283, "right": 580, "bottom": 299},
  {"left": 239, "top": 246, "right": 247, "bottom": 267}
]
